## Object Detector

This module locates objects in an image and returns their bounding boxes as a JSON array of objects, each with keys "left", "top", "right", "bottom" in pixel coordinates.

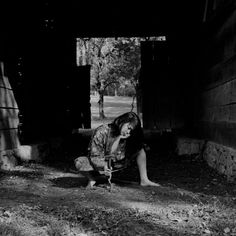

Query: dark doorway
[
  {"left": 140, "top": 40, "right": 181, "bottom": 131},
  {"left": 68, "top": 65, "right": 91, "bottom": 129}
]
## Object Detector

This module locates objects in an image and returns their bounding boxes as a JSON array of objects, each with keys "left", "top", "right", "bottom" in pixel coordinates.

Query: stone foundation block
[
  {"left": 176, "top": 137, "right": 236, "bottom": 182},
  {"left": 176, "top": 137, "right": 204, "bottom": 156},
  {"left": 0, "top": 150, "right": 18, "bottom": 170},
  {"left": 203, "top": 141, "right": 236, "bottom": 182},
  {"left": 13, "top": 143, "right": 49, "bottom": 162}
]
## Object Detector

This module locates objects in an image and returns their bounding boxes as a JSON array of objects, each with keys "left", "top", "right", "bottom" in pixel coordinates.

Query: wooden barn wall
[
  {"left": 197, "top": 2, "right": 236, "bottom": 148},
  {"left": 0, "top": 62, "right": 20, "bottom": 151},
  {"left": 16, "top": 34, "right": 81, "bottom": 143},
  {"left": 140, "top": 41, "right": 169, "bottom": 130},
  {"left": 140, "top": 39, "right": 195, "bottom": 132},
  {"left": 4, "top": 32, "right": 91, "bottom": 144}
]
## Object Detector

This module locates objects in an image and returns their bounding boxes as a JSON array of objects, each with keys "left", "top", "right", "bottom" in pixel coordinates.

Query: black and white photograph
[{"left": 0, "top": 1, "right": 236, "bottom": 235}]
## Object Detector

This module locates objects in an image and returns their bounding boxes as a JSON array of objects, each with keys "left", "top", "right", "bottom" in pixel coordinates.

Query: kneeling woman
[{"left": 74, "top": 112, "right": 160, "bottom": 188}]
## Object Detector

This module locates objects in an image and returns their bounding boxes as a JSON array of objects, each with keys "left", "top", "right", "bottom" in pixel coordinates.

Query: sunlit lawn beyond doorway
[{"left": 90, "top": 95, "right": 137, "bottom": 128}]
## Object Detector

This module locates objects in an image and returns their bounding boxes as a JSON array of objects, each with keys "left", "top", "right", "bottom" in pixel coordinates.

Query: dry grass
[
  {"left": 0, "top": 162, "right": 236, "bottom": 235},
  {"left": 90, "top": 95, "right": 137, "bottom": 128},
  {"left": 0, "top": 224, "right": 24, "bottom": 236}
]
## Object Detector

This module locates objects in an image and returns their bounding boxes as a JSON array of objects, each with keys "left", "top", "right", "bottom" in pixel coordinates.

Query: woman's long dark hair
[
  {"left": 110, "top": 112, "right": 140, "bottom": 134},
  {"left": 109, "top": 112, "right": 144, "bottom": 155},
  {"left": 110, "top": 112, "right": 143, "bottom": 143}
]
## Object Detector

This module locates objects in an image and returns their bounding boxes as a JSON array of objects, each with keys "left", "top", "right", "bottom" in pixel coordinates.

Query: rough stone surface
[
  {"left": 13, "top": 143, "right": 49, "bottom": 163},
  {"left": 0, "top": 150, "right": 18, "bottom": 170},
  {"left": 177, "top": 137, "right": 236, "bottom": 182},
  {"left": 203, "top": 141, "right": 236, "bottom": 182}
]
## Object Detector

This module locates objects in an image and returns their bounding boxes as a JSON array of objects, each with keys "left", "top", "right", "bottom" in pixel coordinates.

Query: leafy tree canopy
[{"left": 76, "top": 36, "right": 166, "bottom": 117}]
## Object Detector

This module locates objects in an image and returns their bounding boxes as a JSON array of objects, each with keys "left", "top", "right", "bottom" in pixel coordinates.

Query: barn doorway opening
[{"left": 76, "top": 36, "right": 166, "bottom": 128}]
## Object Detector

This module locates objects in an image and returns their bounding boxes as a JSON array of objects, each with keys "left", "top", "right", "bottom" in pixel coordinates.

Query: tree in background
[
  {"left": 90, "top": 38, "right": 118, "bottom": 119},
  {"left": 76, "top": 36, "right": 165, "bottom": 119},
  {"left": 77, "top": 37, "right": 140, "bottom": 119},
  {"left": 110, "top": 38, "right": 141, "bottom": 111}
]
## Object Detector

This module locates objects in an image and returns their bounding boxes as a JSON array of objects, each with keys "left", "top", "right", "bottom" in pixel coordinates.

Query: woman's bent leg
[
  {"left": 75, "top": 156, "right": 96, "bottom": 188},
  {"left": 80, "top": 171, "right": 96, "bottom": 188},
  {"left": 136, "top": 149, "right": 160, "bottom": 186}
]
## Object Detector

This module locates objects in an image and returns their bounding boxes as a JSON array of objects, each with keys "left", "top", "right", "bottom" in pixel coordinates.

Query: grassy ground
[
  {"left": 0, "top": 153, "right": 236, "bottom": 236},
  {"left": 1, "top": 95, "right": 236, "bottom": 235},
  {"left": 90, "top": 95, "right": 137, "bottom": 128}
]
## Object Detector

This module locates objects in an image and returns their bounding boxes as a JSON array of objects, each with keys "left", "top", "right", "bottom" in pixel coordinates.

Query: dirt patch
[{"left": 0, "top": 151, "right": 236, "bottom": 235}]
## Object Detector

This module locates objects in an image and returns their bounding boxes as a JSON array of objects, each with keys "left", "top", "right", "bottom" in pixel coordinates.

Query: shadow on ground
[
  {"left": 0, "top": 169, "right": 44, "bottom": 180},
  {"left": 50, "top": 175, "right": 112, "bottom": 189},
  {"left": 51, "top": 176, "right": 87, "bottom": 188}
]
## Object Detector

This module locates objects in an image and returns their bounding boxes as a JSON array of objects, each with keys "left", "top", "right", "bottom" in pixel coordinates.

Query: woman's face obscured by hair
[
  {"left": 112, "top": 112, "right": 141, "bottom": 138},
  {"left": 120, "top": 122, "right": 134, "bottom": 139}
]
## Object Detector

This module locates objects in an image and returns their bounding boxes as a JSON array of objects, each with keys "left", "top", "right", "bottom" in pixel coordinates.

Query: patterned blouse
[
  {"left": 75, "top": 123, "right": 144, "bottom": 173},
  {"left": 88, "top": 124, "right": 127, "bottom": 171}
]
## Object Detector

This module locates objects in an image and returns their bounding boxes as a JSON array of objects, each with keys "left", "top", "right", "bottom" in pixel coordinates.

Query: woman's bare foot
[
  {"left": 140, "top": 179, "right": 161, "bottom": 187},
  {"left": 86, "top": 180, "right": 96, "bottom": 189}
]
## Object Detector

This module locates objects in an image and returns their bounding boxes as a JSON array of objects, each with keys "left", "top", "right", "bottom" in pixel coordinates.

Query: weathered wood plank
[
  {"left": 200, "top": 78, "right": 236, "bottom": 123},
  {"left": 0, "top": 129, "right": 20, "bottom": 151},
  {"left": 200, "top": 104, "right": 236, "bottom": 123},
  {"left": 215, "top": 7, "right": 236, "bottom": 39},
  {"left": 229, "top": 104, "right": 236, "bottom": 122},
  {"left": 201, "top": 105, "right": 230, "bottom": 123},
  {"left": 196, "top": 121, "right": 236, "bottom": 149},
  {"left": 0, "top": 61, "right": 11, "bottom": 89},
  {"left": 199, "top": 2, "right": 236, "bottom": 155},
  {"left": 0, "top": 87, "right": 18, "bottom": 108},
  {"left": 0, "top": 108, "right": 19, "bottom": 129},
  {"left": 213, "top": 9, "right": 236, "bottom": 60},
  {"left": 207, "top": 55, "right": 236, "bottom": 89},
  {"left": 201, "top": 78, "right": 236, "bottom": 117},
  {"left": 206, "top": 8, "right": 236, "bottom": 88},
  {"left": 230, "top": 79, "right": 236, "bottom": 102},
  {"left": 201, "top": 81, "right": 231, "bottom": 107},
  {"left": 0, "top": 75, "right": 11, "bottom": 89}
]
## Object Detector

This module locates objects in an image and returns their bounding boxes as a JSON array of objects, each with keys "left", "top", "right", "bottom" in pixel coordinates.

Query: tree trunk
[
  {"left": 98, "top": 91, "right": 106, "bottom": 119},
  {"left": 114, "top": 89, "right": 118, "bottom": 97},
  {"left": 135, "top": 82, "right": 142, "bottom": 117}
]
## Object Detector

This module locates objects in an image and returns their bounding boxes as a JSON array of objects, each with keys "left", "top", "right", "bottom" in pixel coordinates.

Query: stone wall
[
  {"left": 176, "top": 137, "right": 205, "bottom": 156},
  {"left": 203, "top": 141, "right": 236, "bottom": 182},
  {"left": 177, "top": 137, "right": 236, "bottom": 182}
]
